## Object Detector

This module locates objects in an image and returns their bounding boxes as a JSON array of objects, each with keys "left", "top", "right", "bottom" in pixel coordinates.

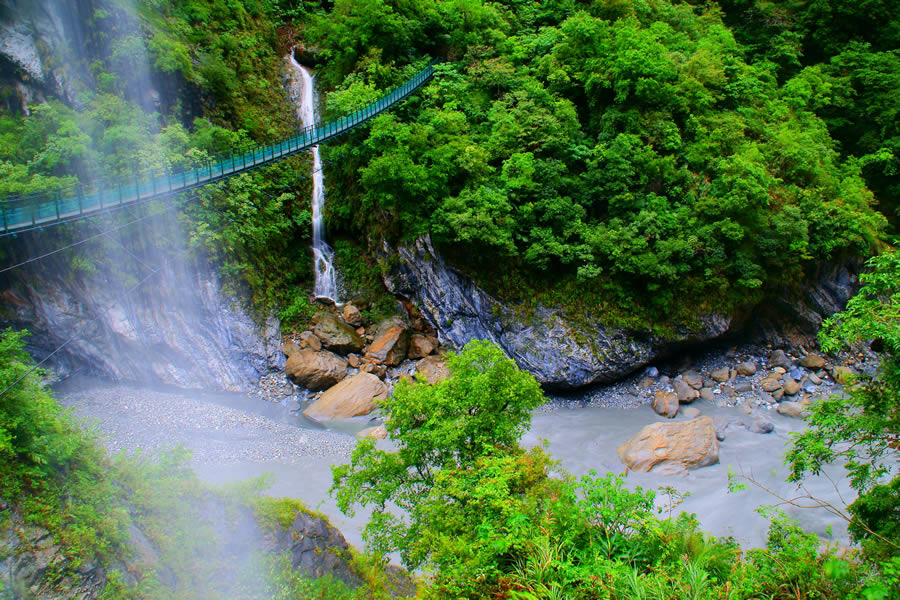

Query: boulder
[
  {"left": 710, "top": 367, "right": 731, "bottom": 382},
  {"left": 374, "top": 316, "right": 407, "bottom": 339},
  {"left": 347, "top": 353, "right": 361, "bottom": 368},
  {"left": 304, "top": 372, "right": 387, "bottom": 419},
  {"left": 674, "top": 379, "right": 700, "bottom": 403},
  {"left": 285, "top": 349, "right": 348, "bottom": 391},
  {"left": 736, "top": 361, "right": 757, "bottom": 376},
  {"left": 283, "top": 340, "right": 302, "bottom": 357},
  {"left": 299, "top": 330, "right": 322, "bottom": 351},
  {"left": 783, "top": 379, "right": 801, "bottom": 396},
  {"left": 360, "top": 361, "right": 387, "bottom": 379},
  {"left": 768, "top": 349, "right": 793, "bottom": 370},
  {"left": 341, "top": 303, "right": 363, "bottom": 327},
  {"left": 617, "top": 416, "right": 719, "bottom": 473},
  {"left": 831, "top": 365, "right": 855, "bottom": 385},
  {"left": 682, "top": 371, "right": 703, "bottom": 390},
  {"left": 800, "top": 353, "right": 826, "bottom": 369},
  {"left": 747, "top": 420, "right": 774, "bottom": 434},
  {"left": 652, "top": 391, "right": 679, "bottom": 418},
  {"left": 311, "top": 312, "right": 364, "bottom": 354},
  {"left": 407, "top": 334, "right": 436, "bottom": 359},
  {"left": 699, "top": 387, "right": 716, "bottom": 401},
  {"left": 357, "top": 425, "right": 388, "bottom": 439},
  {"left": 680, "top": 406, "right": 701, "bottom": 419},
  {"left": 777, "top": 401, "right": 806, "bottom": 419},
  {"left": 366, "top": 325, "right": 410, "bottom": 366},
  {"left": 760, "top": 377, "right": 782, "bottom": 393}
]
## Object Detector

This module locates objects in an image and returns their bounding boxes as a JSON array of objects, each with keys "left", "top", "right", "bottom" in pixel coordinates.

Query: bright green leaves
[
  {"left": 787, "top": 251, "right": 900, "bottom": 559},
  {"left": 331, "top": 340, "right": 545, "bottom": 567}
]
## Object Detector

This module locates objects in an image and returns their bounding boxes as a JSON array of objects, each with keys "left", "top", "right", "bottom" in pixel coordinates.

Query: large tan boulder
[
  {"left": 285, "top": 349, "right": 348, "bottom": 391},
  {"left": 416, "top": 355, "right": 450, "bottom": 384},
  {"left": 366, "top": 326, "right": 410, "bottom": 366},
  {"left": 304, "top": 372, "right": 387, "bottom": 419},
  {"left": 311, "top": 312, "right": 364, "bottom": 354},
  {"left": 617, "top": 416, "right": 719, "bottom": 473}
]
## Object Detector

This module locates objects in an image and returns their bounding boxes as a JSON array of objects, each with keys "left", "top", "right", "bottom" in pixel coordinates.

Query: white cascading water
[{"left": 290, "top": 50, "right": 339, "bottom": 303}]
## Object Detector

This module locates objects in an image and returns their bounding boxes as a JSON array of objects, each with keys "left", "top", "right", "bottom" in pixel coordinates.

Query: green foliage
[
  {"left": 331, "top": 340, "right": 546, "bottom": 560},
  {"left": 331, "top": 340, "right": 894, "bottom": 598},
  {"left": 317, "top": 0, "right": 885, "bottom": 325},
  {"left": 184, "top": 161, "right": 312, "bottom": 312},
  {"left": 0, "top": 328, "right": 130, "bottom": 566}
]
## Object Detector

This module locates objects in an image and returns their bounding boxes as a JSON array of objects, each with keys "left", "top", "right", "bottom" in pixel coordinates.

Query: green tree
[
  {"left": 331, "top": 340, "right": 545, "bottom": 561},
  {"left": 787, "top": 250, "right": 900, "bottom": 560}
]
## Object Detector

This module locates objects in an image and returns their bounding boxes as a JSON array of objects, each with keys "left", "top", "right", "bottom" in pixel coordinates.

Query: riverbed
[{"left": 56, "top": 374, "right": 853, "bottom": 553}]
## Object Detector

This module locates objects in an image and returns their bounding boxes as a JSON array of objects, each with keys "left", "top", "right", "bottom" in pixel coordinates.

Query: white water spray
[{"left": 289, "top": 50, "right": 339, "bottom": 303}]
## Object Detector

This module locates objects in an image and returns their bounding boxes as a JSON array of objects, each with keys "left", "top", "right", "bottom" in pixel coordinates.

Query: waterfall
[{"left": 289, "top": 50, "right": 339, "bottom": 303}]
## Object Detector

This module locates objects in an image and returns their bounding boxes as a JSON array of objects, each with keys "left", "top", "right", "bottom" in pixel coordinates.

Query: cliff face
[
  {"left": 384, "top": 236, "right": 857, "bottom": 390},
  {"left": 2, "top": 260, "right": 283, "bottom": 392},
  {"left": 0, "top": 0, "right": 95, "bottom": 110}
]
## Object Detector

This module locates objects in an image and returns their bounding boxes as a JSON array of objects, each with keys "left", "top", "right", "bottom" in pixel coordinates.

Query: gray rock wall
[{"left": 384, "top": 236, "right": 856, "bottom": 390}]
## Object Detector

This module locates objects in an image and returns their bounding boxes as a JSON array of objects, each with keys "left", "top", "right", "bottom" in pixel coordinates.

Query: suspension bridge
[{"left": 0, "top": 60, "right": 438, "bottom": 234}]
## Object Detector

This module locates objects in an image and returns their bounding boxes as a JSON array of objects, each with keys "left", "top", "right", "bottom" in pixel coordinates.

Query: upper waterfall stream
[{"left": 289, "top": 50, "right": 339, "bottom": 303}]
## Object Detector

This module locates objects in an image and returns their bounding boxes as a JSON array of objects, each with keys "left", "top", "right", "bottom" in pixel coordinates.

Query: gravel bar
[{"left": 56, "top": 378, "right": 356, "bottom": 464}]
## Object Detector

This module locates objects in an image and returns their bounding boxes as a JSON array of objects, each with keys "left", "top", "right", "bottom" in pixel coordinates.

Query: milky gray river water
[{"left": 57, "top": 377, "right": 853, "bottom": 553}]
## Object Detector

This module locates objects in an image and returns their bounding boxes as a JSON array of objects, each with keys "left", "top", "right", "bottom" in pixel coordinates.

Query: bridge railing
[{"left": 1, "top": 58, "right": 439, "bottom": 233}]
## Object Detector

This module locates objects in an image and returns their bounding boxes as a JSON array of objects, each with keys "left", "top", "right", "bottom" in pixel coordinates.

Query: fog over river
[{"left": 57, "top": 373, "right": 852, "bottom": 553}]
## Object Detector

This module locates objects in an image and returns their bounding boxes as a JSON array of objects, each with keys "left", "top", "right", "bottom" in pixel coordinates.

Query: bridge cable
[{"left": 0, "top": 201, "right": 181, "bottom": 275}]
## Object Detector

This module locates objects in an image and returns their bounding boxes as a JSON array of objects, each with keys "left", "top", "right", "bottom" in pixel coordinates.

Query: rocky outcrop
[
  {"left": 304, "top": 372, "right": 387, "bottom": 418},
  {"left": 617, "top": 416, "right": 720, "bottom": 473},
  {"left": 285, "top": 349, "right": 348, "bottom": 391},
  {"left": 312, "top": 312, "right": 364, "bottom": 355},
  {"left": 0, "top": 248, "right": 283, "bottom": 392},
  {"left": 267, "top": 511, "right": 363, "bottom": 588},
  {"left": 384, "top": 237, "right": 860, "bottom": 390},
  {"left": 366, "top": 323, "right": 409, "bottom": 366},
  {"left": 384, "top": 236, "right": 731, "bottom": 390}
]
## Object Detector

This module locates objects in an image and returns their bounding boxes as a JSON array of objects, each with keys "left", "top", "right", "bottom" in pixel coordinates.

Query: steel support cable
[{"left": 0, "top": 202, "right": 182, "bottom": 275}]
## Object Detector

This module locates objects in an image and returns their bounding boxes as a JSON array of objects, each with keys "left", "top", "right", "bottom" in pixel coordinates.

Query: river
[{"left": 56, "top": 372, "right": 853, "bottom": 553}]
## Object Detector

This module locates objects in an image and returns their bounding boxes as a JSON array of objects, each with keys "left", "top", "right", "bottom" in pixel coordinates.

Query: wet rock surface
[
  {"left": 1, "top": 249, "right": 283, "bottom": 393},
  {"left": 383, "top": 237, "right": 860, "bottom": 390}
]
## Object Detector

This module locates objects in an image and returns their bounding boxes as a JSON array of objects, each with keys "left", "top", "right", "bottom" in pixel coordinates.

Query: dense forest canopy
[{"left": 0, "top": 0, "right": 895, "bottom": 327}]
